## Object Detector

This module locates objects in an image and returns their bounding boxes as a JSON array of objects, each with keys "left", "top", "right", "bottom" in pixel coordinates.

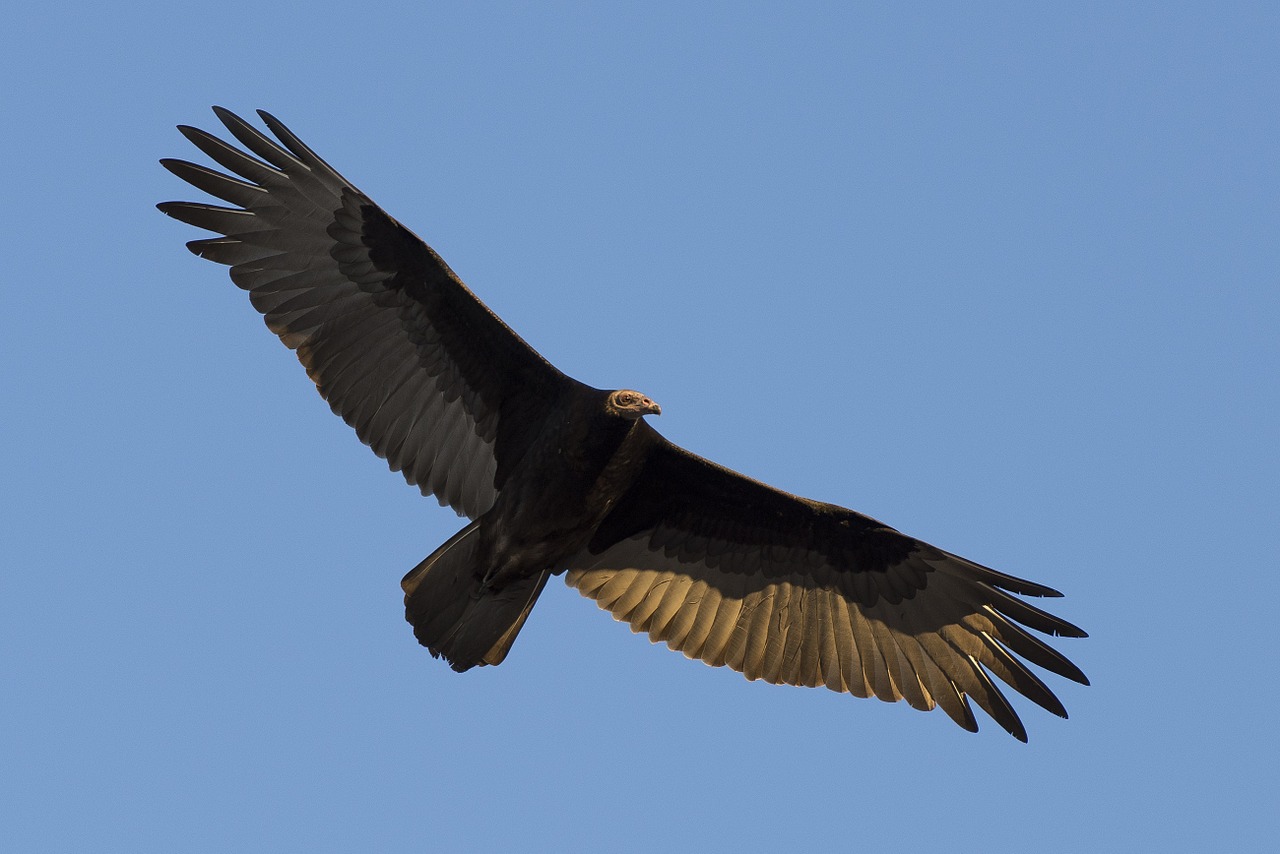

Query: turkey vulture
[{"left": 159, "top": 107, "right": 1087, "bottom": 741}]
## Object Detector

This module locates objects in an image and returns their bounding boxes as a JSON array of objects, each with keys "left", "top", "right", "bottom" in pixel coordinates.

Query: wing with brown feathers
[
  {"left": 159, "top": 108, "right": 581, "bottom": 518},
  {"left": 567, "top": 425, "right": 1087, "bottom": 741}
]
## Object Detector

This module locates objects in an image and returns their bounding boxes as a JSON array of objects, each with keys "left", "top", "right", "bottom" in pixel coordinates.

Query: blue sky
[{"left": 4, "top": 3, "right": 1277, "bottom": 851}]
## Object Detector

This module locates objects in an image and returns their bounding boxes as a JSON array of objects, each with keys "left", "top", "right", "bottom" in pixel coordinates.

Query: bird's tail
[{"left": 401, "top": 521, "right": 549, "bottom": 671}]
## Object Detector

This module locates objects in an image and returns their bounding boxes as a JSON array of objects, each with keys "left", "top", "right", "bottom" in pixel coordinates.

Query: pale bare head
[{"left": 606, "top": 389, "right": 662, "bottom": 419}]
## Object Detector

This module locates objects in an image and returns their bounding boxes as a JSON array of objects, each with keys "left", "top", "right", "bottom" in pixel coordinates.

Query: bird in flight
[{"left": 159, "top": 108, "right": 1087, "bottom": 741}]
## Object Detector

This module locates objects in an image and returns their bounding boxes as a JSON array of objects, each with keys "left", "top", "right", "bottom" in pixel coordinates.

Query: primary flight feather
[{"left": 159, "top": 107, "right": 1087, "bottom": 741}]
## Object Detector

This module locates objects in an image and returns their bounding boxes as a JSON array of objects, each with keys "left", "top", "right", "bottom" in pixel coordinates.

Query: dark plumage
[{"left": 159, "top": 107, "right": 1087, "bottom": 741}]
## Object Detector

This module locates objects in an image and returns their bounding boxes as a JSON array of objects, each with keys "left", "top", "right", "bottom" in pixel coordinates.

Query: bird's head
[{"left": 606, "top": 389, "right": 662, "bottom": 419}]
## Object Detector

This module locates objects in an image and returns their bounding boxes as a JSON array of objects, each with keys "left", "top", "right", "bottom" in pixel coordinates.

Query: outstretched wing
[
  {"left": 567, "top": 424, "right": 1087, "bottom": 741},
  {"left": 159, "top": 108, "right": 581, "bottom": 518}
]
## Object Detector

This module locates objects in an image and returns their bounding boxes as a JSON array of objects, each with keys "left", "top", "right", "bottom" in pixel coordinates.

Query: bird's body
[
  {"left": 160, "top": 108, "right": 1087, "bottom": 740},
  {"left": 477, "top": 390, "right": 637, "bottom": 585}
]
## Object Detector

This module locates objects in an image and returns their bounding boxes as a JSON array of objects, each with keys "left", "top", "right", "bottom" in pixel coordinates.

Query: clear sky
[{"left": 4, "top": 3, "right": 1277, "bottom": 851}]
